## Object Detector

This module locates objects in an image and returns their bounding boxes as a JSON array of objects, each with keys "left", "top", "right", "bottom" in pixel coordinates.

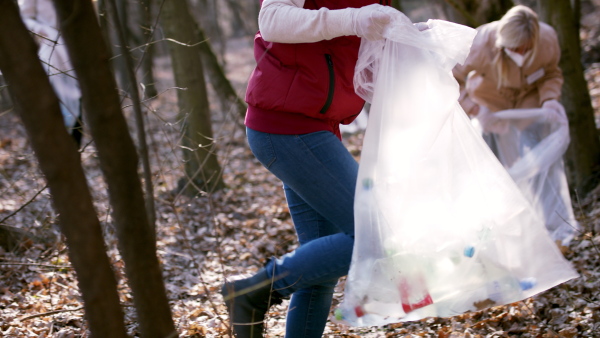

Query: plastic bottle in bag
[
  {"left": 399, "top": 272, "right": 433, "bottom": 312},
  {"left": 409, "top": 243, "right": 478, "bottom": 317},
  {"left": 433, "top": 255, "right": 524, "bottom": 313},
  {"left": 365, "top": 251, "right": 434, "bottom": 318},
  {"left": 334, "top": 305, "right": 365, "bottom": 323},
  {"left": 479, "top": 258, "right": 523, "bottom": 306},
  {"left": 409, "top": 243, "right": 524, "bottom": 316}
]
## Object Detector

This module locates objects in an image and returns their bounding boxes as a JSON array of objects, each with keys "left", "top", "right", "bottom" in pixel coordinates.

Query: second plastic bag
[
  {"left": 473, "top": 106, "right": 579, "bottom": 246},
  {"left": 336, "top": 12, "right": 578, "bottom": 326}
]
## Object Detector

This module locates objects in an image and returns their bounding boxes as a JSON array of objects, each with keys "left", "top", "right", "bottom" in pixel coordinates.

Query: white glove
[
  {"left": 476, "top": 105, "right": 509, "bottom": 135},
  {"left": 413, "top": 22, "right": 430, "bottom": 31},
  {"left": 542, "top": 99, "right": 568, "bottom": 125},
  {"left": 352, "top": 4, "right": 391, "bottom": 41}
]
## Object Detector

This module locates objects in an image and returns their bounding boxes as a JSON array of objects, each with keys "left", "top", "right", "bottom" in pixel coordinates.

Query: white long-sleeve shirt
[{"left": 259, "top": 0, "right": 357, "bottom": 43}]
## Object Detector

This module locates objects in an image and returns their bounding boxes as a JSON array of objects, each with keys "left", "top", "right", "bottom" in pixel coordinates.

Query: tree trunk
[
  {"left": 0, "top": 75, "right": 11, "bottom": 110},
  {"left": 224, "top": 0, "right": 251, "bottom": 37},
  {"left": 440, "top": 0, "right": 513, "bottom": 27},
  {"left": 97, "top": 0, "right": 128, "bottom": 91},
  {"left": 195, "top": 0, "right": 226, "bottom": 65},
  {"left": 106, "top": 0, "right": 157, "bottom": 236},
  {"left": 51, "top": 1, "right": 177, "bottom": 337},
  {"left": 539, "top": 0, "right": 600, "bottom": 196},
  {"left": 572, "top": 0, "right": 581, "bottom": 31},
  {"left": 195, "top": 22, "right": 247, "bottom": 121},
  {"left": 162, "top": 0, "right": 226, "bottom": 195},
  {"left": 247, "top": 0, "right": 260, "bottom": 33},
  {"left": 96, "top": 0, "right": 126, "bottom": 88},
  {"left": 138, "top": 0, "right": 158, "bottom": 98},
  {"left": 0, "top": 2, "right": 127, "bottom": 337},
  {"left": 114, "top": 0, "right": 129, "bottom": 90}
]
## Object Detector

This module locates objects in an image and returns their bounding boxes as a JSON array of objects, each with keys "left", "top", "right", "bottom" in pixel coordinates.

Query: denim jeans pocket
[{"left": 247, "top": 128, "right": 277, "bottom": 168}]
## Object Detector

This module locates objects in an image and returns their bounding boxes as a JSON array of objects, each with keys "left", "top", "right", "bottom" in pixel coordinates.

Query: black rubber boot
[{"left": 221, "top": 269, "right": 284, "bottom": 338}]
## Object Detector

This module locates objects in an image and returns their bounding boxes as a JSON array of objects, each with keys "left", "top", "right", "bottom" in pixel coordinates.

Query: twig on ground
[
  {"left": 0, "top": 184, "right": 48, "bottom": 224},
  {"left": 0, "top": 261, "right": 72, "bottom": 270},
  {"left": 19, "top": 307, "right": 84, "bottom": 321}
]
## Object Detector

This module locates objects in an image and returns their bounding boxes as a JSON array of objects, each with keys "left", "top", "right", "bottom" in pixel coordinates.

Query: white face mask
[{"left": 504, "top": 48, "right": 530, "bottom": 67}]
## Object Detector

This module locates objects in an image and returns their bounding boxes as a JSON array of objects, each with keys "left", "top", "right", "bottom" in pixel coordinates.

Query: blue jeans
[{"left": 246, "top": 128, "right": 358, "bottom": 338}]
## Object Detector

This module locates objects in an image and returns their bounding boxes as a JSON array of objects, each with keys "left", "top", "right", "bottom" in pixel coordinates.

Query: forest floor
[{"left": 2, "top": 12, "right": 600, "bottom": 338}]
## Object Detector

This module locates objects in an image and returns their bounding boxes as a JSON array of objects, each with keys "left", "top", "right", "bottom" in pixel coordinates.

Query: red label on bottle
[
  {"left": 399, "top": 275, "right": 433, "bottom": 313},
  {"left": 401, "top": 293, "right": 433, "bottom": 313},
  {"left": 354, "top": 305, "right": 365, "bottom": 318}
]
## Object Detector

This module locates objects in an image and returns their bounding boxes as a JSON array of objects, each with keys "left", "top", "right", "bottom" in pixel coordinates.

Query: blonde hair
[{"left": 493, "top": 5, "right": 540, "bottom": 88}]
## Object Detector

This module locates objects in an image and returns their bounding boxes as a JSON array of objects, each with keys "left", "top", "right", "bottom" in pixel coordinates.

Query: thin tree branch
[
  {"left": 105, "top": 0, "right": 156, "bottom": 233},
  {"left": 0, "top": 261, "right": 73, "bottom": 269},
  {"left": 19, "top": 307, "right": 84, "bottom": 321},
  {"left": 0, "top": 184, "right": 47, "bottom": 224}
]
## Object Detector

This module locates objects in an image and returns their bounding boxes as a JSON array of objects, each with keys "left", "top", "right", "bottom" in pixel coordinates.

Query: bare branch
[
  {"left": 19, "top": 307, "right": 84, "bottom": 321},
  {"left": 0, "top": 261, "right": 73, "bottom": 270},
  {"left": 0, "top": 184, "right": 48, "bottom": 225}
]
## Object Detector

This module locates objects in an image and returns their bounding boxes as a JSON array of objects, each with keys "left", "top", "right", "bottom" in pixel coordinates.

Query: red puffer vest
[{"left": 245, "top": 0, "right": 390, "bottom": 139}]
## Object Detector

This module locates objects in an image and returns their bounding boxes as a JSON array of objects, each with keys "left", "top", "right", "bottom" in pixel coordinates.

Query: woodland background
[{"left": 1, "top": 0, "right": 600, "bottom": 337}]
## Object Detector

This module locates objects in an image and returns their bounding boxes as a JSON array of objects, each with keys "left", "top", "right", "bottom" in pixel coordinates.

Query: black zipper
[{"left": 320, "top": 54, "right": 335, "bottom": 114}]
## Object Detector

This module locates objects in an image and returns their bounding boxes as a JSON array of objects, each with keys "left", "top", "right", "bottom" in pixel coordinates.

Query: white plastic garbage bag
[
  {"left": 473, "top": 106, "right": 579, "bottom": 246},
  {"left": 336, "top": 12, "right": 578, "bottom": 326}
]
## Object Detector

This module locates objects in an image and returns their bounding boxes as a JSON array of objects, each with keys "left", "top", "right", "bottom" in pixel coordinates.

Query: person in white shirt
[
  {"left": 220, "top": 1, "right": 402, "bottom": 337},
  {"left": 19, "top": 0, "right": 83, "bottom": 145}
]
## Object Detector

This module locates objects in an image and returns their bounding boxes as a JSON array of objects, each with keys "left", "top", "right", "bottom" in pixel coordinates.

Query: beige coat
[{"left": 453, "top": 20, "right": 563, "bottom": 116}]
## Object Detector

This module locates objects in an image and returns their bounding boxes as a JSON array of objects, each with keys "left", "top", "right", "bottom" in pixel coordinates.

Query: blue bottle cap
[
  {"left": 362, "top": 177, "right": 374, "bottom": 190},
  {"left": 463, "top": 245, "right": 475, "bottom": 258},
  {"left": 520, "top": 278, "right": 537, "bottom": 290}
]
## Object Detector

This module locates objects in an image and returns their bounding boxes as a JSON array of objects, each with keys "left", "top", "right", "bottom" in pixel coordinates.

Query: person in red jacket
[{"left": 221, "top": 1, "right": 400, "bottom": 337}]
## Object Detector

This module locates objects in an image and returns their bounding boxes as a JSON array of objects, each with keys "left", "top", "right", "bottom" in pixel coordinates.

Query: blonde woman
[
  {"left": 453, "top": 5, "right": 578, "bottom": 245},
  {"left": 453, "top": 5, "right": 563, "bottom": 124}
]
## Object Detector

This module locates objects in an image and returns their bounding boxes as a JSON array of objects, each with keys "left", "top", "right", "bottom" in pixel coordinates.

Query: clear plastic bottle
[
  {"left": 481, "top": 257, "right": 523, "bottom": 305},
  {"left": 399, "top": 273, "right": 433, "bottom": 313},
  {"left": 333, "top": 305, "right": 364, "bottom": 325},
  {"left": 383, "top": 252, "right": 434, "bottom": 314}
]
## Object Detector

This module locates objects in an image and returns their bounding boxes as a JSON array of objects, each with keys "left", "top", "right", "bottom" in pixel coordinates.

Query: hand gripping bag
[
  {"left": 473, "top": 107, "right": 579, "bottom": 246},
  {"left": 336, "top": 11, "right": 578, "bottom": 326}
]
